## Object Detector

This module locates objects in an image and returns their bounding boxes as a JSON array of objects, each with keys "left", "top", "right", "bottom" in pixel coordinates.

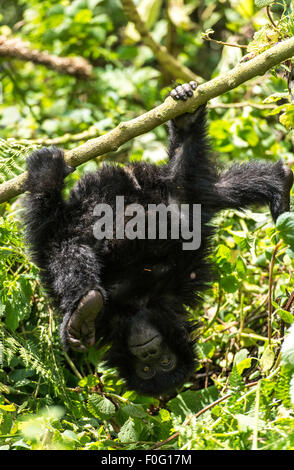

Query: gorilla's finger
[
  {"left": 175, "top": 85, "right": 187, "bottom": 100},
  {"left": 67, "top": 335, "right": 87, "bottom": 352},
  {"left": 182, "top": 83, "right": 193, "bottom": 97},
  {"left": 170, "top": 89, "right": 180, "bottom": 100}
]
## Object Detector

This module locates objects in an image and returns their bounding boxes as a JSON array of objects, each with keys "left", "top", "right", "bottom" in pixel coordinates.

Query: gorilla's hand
[
  {"left": 169, "top": 81, "right": 206, "bottom": 130},
  {"left": 66, "top": 290, "right": 103, "bottom": 352}
]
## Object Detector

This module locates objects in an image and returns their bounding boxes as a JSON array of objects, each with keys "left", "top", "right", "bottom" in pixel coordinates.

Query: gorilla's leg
[
  {"left": 166, "top": 82, "right": 293, "bottom": 219},
  {"left": 216, "top": 161, "right": 293, "bottom": 221}
]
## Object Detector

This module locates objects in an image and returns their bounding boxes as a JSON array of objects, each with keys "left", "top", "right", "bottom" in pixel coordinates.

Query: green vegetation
[{"left": 1, "top": 0, "right": 294, "bottom": 450}]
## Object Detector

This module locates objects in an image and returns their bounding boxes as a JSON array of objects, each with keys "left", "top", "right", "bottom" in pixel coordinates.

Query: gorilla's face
[
  {"left": 128, "top": 320, "right": 177, "bottom": 380},
  {"left": 106, "top": 312, "right": 195, "bottom": 396}
]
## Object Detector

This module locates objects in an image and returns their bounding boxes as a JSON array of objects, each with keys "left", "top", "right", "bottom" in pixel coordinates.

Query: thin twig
[
  {"left": 63, "top": 351, "right": 83, "bottom": 381},
  {"left": 266, "top": 6, "right": 277, "bottom": 29},
  {"left": 202, "top": 31, "right": 247, "bottom": 49},
  {"left": 208, "top": 101, "right": 276, "bottom": 110},
  {"left": 268, "top": 240, "right": 283, "bottom": 345}
]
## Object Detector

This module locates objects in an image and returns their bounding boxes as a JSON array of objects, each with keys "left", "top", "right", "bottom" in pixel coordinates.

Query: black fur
[{"left": 24, "top": 89, "right": 293, "bottom": 396}]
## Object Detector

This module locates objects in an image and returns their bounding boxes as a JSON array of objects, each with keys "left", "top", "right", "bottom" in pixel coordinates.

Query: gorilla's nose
[{"left": 129, "top": 335, "right": 162, "bottom": 362}]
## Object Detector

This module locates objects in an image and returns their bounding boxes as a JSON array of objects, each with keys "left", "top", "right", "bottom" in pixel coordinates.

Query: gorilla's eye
[
  {"left": 160, "top": 354, "right": 176, "bottom": 371},
  {"left": 161, "top": 358, "right": 169, "bottom": 365},
  {"left": 135, "top": 362, "right": 156, "bottom": 380}
]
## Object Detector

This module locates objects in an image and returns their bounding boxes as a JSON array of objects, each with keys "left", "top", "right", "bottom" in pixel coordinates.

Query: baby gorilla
[{"left": 24, "top": 82, "right": 293, "bottom": 396}]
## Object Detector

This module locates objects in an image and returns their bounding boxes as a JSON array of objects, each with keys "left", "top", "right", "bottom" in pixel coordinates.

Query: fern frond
[{"left": 0, "top": 139, "right": 39, "bottom": 183}]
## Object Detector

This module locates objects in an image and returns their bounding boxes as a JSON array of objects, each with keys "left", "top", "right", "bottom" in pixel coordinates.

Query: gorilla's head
[{"left": 104, "top": 308, "right": 195, "bottom": 396}]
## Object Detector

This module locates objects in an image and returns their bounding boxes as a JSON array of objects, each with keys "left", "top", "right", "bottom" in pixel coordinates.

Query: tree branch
[
  {"left": 121, "top": 0, "right": 202, "bottom": 83},
  {"left": 1, "top": 36, "right": 294, "bottom": 204},
  {"left": 0, "top": 35, "right": 92, "bottom": 79}
]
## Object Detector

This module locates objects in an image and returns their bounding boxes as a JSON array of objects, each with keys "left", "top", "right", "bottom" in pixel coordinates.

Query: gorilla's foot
[{"left": 67, "top": 290, "right": 103, "bottom": 352}]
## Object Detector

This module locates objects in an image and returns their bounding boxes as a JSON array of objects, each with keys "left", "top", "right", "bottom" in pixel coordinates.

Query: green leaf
[
  {"left": 118, "top": 417, "right": 141, "bottom": 443},
  {"left": 276, "top": 212, "right": 294, "bottom": 249},
  {"left": 234, "top": 348, "right": 249, "bottom": 364},
  {"left": 236, "top": 358, "right": 252, "bottom": 375},
  {"left": 78, "top": 374, "right": 100, "bottom": 388},
  {"left": 276, "top": 308, "right": 294, "bottom": 325},
  {"left": 87, "top": 395, "right": 116, "bottom": 419},
  {"left": 234, "top": 349, "right": 252, "bottom": 375},
  {"left": 279, "top": 105, "right": 294, "bottom": 130},
  {"left": 121, "top": 404, "right": 146, "bottom": 418},
  {"left": 260, "top": 345, "right": 275, "bottom": 373},
  {"left": 0, "top": 404, "right": 16, "bottom": 412},
  {"left": 235, "top": 255, "right": 247, "bottom": 279},
  {"left": 255, "top": 0, "right": 274, "bottom": 9},
  {"left": 220, "top": 274, "right": 239, "bottom": 293},
  {"left": 168, "top": 387, "right": 218, "bottom": 420}
]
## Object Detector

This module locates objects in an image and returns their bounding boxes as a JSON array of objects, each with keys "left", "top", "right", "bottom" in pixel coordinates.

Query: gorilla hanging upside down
[{"left": 24, "top": 82, "right": 293, "bottom": 396}]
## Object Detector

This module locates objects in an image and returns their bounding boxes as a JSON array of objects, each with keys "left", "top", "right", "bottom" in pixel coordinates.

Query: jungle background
[{"left": 1, "top": 0, "right": 294, "bottom": 451}]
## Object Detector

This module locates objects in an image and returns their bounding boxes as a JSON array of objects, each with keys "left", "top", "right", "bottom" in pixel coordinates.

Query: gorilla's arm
[
  {"left": 48, "top": 241, "right": 105, "bottom": 351},
  {"left": 25, "top": 148, "right": 105, "bottom": 351}
]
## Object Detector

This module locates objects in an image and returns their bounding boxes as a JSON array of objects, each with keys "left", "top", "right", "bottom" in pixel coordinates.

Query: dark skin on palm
[{"left": 24, "top": 82, "right": 293, "bottom": 395}]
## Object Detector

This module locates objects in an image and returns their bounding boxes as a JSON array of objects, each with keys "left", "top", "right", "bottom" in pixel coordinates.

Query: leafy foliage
[{"left": 0, "top": 0, "right": 294, "bottom": 451}]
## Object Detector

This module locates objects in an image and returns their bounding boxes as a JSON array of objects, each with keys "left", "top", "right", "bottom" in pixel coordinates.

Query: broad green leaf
[
  {"left": 87, "top": 394, "right": 116, "bottom": 419},
  {"left": 264, "top": 92, "right": 289, "bottom": 103},
  {"left": 78, "top": 374, "right": 100, "bottom": 388},
  {"left": 118, "top": 417, "right": 141, "bottom": 443},
  {"left": 168, "top": 387, "right": 218, "bottom": 420},
  {"left": 220, "top": 274, "right": 239, "bottom": 293},
  {"left": 236, "top": 358, "right": 252, "bottom": 375},
  {"left": 260, "top": 345, "right": 275, "bottom": 373},
  {"left": 234, "top": 349, "right": 252, "bottom": 374},
  {"left": 276, "top": 212, "right": 294, "bottom": 249},
  {"left": 279, "top": 105, "right": 294, "bottom": 130},
  {"left": 0, "top": 404, "right": 16, "bottom": 412},
  {"left": 235, "top": 255, "right": 247, "bottom": 279},
  {"left": 121, "top": 404, "right": 146, "bottom": 418},
  {"left": 276, "top": 308, "right": 294, "bottom": 325},
  {"left": 255, "top": 0, "right": 274, "bottom": 8}
]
